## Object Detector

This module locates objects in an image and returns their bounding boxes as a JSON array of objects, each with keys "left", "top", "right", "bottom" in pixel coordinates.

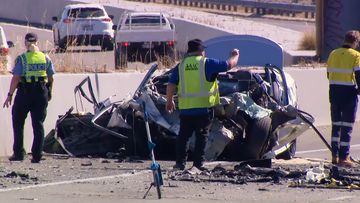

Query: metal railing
[{"left": 133, "top": 0, "right": 316, "bottom": 19}]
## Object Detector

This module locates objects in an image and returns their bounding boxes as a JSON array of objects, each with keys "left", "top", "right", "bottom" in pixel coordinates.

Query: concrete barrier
[{"left": 0, "top": 73, "right": 145, "bottom": 157}]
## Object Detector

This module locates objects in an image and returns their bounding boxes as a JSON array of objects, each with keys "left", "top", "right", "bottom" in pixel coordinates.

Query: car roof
[
  {"left": 128, "top": 12, "right": 164, "bottom": 17},
  {"left": 64, "top": 3, "right": 105, "bottom": 9}
]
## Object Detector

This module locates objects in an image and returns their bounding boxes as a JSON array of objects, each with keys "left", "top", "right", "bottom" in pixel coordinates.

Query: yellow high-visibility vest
[
  {"left": 178, "top": 56, "right": 220, "bottom": 109},
  {"left": 327, "top": 48, "right": 360, "bottom": 86},
  {"left": 19, "top": 51, "right": 48, "bottom": 83}
]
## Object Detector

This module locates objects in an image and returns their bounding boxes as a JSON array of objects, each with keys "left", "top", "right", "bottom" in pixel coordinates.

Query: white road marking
[
  {"left": 0, "top": 170, "right": 149, "bottom": 193},
  {"left": 328, "top": 196, "right": 355, "bottom": 201},
  {"left": 296, "top": 144, "right": 360, "bottom": 155}
]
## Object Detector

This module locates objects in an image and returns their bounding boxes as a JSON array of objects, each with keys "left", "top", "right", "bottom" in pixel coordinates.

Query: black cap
[
  {"left": 344, "top": 30, "right": 360, "bottom": 44},
  {"left": 25, "top": 32, "right": 38, "bottom": 43},
  {"left": 187, "top": 39, "right": 206, "bottom": 53}
]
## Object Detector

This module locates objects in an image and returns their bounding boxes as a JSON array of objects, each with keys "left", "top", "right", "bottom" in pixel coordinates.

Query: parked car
[
  {"left": 113, "top": 12, "right": 176, "bottom": 68},
  {"left": 45, "top": 35, "right": 314, "bottom": 161},
  {"left": 0, "top": 25, "right": 14, "bottom": 72},
  {"left": 52, "top": 4, "right": 114, "bottom": 52}
]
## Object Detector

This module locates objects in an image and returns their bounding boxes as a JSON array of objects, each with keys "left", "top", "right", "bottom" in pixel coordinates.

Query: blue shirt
[
  {"left": 169, "top": 57, "right": 228, "bottom": 115},
  {"left": 12, "top": 53, "right": 56, "bottom": 76}
]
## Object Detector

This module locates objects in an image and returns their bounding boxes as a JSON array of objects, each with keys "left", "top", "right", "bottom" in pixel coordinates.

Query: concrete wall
[
  {"left": 0, "top": 73, "right": 145, "bottom": 157},
  {"left": 0, "top": 68, "right": 348, "bottom": 157}
]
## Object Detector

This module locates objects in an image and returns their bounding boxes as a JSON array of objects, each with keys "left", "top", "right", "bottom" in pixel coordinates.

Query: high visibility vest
[
  {"left": 19, "top": 51, "right": 48, "bottom": 83},
  {"left": 327, "top": 48, "right": 360, "bottom": 86},
  {"left": 178, "top": 56, "right": 220, "bottom": 109}
]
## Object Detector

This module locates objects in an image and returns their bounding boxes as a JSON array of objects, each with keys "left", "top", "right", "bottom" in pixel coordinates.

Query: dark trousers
[
  {"left": 330, "top": 100, "right": 357, "bottom": 159},
  {"left": 12, "top": 83, "right": 49, "bottom": 159},
  {"left": 176, "top": 110, "right": 213, "bottom": 167}
]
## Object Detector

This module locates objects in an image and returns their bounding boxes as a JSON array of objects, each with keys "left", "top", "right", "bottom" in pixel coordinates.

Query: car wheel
[
  {"left": 101, "top": 40, "right": 114, "bottom": 51},
  {"left": 119, "top": 45, "right": 128, "bottom": 69},
  {"left": 244, "top": 116, "right": 272, "bottom": 160},
  {"left": 276, "top": 140, "right": 297, "bottom": 160},
  {"left": 115, "top": 46, "right": 120, "bottom": 69},
  {"left": 58, "top": 39, "right": 67, "bottom": 52}
]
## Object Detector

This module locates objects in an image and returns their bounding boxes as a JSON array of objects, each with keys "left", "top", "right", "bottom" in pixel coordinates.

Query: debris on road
[{"left": 167, "top": 161, "right": 360, "bottom": 191}]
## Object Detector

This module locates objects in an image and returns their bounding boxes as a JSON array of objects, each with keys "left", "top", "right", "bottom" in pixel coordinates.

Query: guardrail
[{"left": 132, "top": 0, "right": 316, "bottom": 19}]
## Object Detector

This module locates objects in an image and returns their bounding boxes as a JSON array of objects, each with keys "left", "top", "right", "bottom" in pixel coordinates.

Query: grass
[{"left": 298, "top": 31, "right": 316, "bottom": 50}]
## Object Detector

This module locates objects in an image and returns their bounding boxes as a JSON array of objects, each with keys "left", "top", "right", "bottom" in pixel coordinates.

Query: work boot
[
  {"left": 338, "top": 157, "right": 358, "bottom": 168},
  {"left": 31, "top": 158, "right": 41, "bottom": 163},
  {"left": 332, "top": 156, "right": 339, "bottom": 165},
  {"left": 193, "top": 164, "right": 209, "bottom": 172},
  {"left": 8, "top": 154, "right": 24, "bottom": 161},
  {"left": 172, "top": 162, "right": 185, "bottom": 171}
]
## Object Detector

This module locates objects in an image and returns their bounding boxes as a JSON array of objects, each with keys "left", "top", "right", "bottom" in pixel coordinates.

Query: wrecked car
[{"left": 44, "top": 35, "right": 314, "bottom": 162}]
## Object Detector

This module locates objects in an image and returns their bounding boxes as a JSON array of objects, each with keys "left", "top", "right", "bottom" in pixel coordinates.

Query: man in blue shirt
[
  {"left": 3, "top": 32, "right": 55, "bottom": 163},
  {"left": 166, "top": 39, "right": 239, "bottom": 170}
]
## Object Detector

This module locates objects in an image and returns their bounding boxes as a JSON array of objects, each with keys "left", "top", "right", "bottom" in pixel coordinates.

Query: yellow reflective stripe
[
  {"left": 179, "top": 60, "right": 186, "bottom": 97},
  {"left": 26, "top": 71, "right": 47, "bottom": 76},
  {"left": 354, "top": 66, "right": 360, "bottom": 72},
  {"left": 327, "top": 67, "right": 353, "bottom": 74},
  {"left": 329, "top": 80, "right": 355, "bottom": 86},
  {"left": 340, "top": 142, "right": 350, "bottom": 147},
  {"left": 332, "top": 121, "right": 354, "bottom": 127},
  {"left": 341, "top": 121, "right": 354, "bottom": 128},
  {"left": 199, "top": 56, "right": 205, "bottom": 96},
  {"left": 331, "top": 137, "right": 340, "bottom": 142},
  {"left": 332, "top": 121, "right": 342, "bottom": 126}
]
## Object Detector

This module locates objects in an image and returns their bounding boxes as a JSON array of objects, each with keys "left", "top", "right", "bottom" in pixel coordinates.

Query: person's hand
[
  {"left": 231, "top": 49, "right": 239, "bottom": 57},
  {"left": 166, "top": 99, "right": 176, "bottom": 113},
  {"left": 3, "top": 95, "right": 13, "bottom": 108}
]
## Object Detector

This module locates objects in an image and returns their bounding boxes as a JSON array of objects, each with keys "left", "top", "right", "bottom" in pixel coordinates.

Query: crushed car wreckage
[{"left": 44, "top": 35, "right": 314, "bottom": 162}]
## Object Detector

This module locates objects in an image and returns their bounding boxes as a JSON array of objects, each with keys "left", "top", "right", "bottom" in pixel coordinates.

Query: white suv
[
  {"left": 52, "top": 4, "right": 114, "bottom": 51},
  {"left": 0, "top": 25, "right": 14, "bottom": 72}
]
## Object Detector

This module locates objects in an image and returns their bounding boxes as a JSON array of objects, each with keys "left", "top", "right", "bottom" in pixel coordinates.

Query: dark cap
[
  {"left": 25, "top": 32, "right": 38, "bottom": 43},
  {"left": 187, "top": 39, "right": 206, "bottom": 53},
  {"left": 344, "top": 30, "right": 360, "bottom": 44}
]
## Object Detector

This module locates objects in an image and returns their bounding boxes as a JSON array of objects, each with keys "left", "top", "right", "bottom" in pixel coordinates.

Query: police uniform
[
  {"left": 9, "top": 33, "right": 55, "bottom": 162},
  {"left": 327, "top": 45, "right": 360, "bottom": 162}
]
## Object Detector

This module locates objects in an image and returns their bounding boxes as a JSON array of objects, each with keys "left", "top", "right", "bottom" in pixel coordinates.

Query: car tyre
[
  {"left": 101, "top": 40, "right": 114, "bottom": 51},
  {"left": 244, "top": 116, "right": 272, "bottom": 160},
  {"left": 115, "top": 45, "right": 128, "bottom": 69},
  {"left": 58, "top": 40, "right": 67, "bottom": 53}
]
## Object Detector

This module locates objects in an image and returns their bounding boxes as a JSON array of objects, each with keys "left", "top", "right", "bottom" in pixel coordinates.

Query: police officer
[
  {"left": 3, "top": 32, "right": 55, "bottom": 163},
  {"left": 327, "top": 30, "right": 360, "bottom": 168},
  {"left": 166, "top": 39, "right": 239, "bottom": 170}
]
